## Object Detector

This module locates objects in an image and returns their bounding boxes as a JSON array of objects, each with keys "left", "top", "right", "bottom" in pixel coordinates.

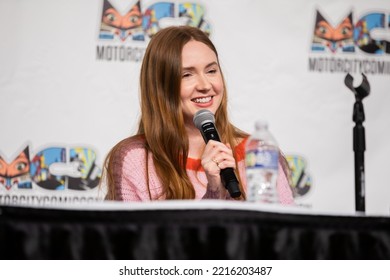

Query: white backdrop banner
[{"left": 0, "top": 0, "right": 389, "bottom": 215}]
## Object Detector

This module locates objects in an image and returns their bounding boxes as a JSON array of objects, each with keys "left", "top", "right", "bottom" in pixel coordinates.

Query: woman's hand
[{"left": 201, "top": 140, "right": 236, "bottom": 192}]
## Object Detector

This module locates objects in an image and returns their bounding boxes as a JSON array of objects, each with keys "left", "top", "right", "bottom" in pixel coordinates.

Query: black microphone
[{"left": 193, "top": 109, "right": 241, "bottom": 198}]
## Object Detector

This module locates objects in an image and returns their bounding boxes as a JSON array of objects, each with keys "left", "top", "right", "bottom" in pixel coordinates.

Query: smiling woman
[{"left": 100, "top": 26, "right": 293, "bottom": 203}]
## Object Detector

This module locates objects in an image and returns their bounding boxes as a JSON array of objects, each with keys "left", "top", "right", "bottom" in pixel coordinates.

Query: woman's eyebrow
[{"left": 182, "top": 61, "right": 218, "bottom": 71}]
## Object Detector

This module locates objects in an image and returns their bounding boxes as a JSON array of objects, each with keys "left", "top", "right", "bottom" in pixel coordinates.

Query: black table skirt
[{"left": 1, "top": 204, "right": 390, "bottom": 260}]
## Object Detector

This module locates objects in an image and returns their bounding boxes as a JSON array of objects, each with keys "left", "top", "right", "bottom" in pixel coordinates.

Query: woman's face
[{"left": 180, "top": 40, "right": 224, "bottom": 124}]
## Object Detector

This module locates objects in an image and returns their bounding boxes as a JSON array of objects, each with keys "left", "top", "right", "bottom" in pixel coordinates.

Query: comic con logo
[
  {"left": 0, "top": 146, "right": 101, "bottom": 205},
  {"left": 285, "top": 155, "right": 312, "bottom": 199},
  {"left": 96, "top": 0, "right": 211, "bottom": 62},
  {"left": 308, "top": 9, "right": 390, "bottom": 75}
]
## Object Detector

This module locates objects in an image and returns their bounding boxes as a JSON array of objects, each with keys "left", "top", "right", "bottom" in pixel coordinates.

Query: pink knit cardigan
[{"left": 110, "top": 136, "right": 294, "bottom": 204}]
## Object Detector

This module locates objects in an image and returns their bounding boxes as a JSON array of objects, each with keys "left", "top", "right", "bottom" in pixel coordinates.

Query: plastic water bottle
[{"left": 246, "top": 120, "right": 280, "bottom": 203}]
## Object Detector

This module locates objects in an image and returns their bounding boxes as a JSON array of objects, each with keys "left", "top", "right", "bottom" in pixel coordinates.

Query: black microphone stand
[{"left": 344, "top": 73, "right": 370, "bottom": 213}]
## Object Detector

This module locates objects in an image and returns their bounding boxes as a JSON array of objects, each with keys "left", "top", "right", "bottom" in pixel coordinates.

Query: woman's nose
[{"left": 196, "top": 74, "right": 212, "bottom": 91}]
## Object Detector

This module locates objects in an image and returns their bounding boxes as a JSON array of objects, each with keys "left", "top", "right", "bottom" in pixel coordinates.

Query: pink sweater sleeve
[
  {"left": 111, "top": 148, "right": 142, "bottom": 201},
  {"left": 276, "top": 162, "right": 295, "bottom": 205},
  {"left": 111, "top": 140, "right": 156, "bottom": 201}
]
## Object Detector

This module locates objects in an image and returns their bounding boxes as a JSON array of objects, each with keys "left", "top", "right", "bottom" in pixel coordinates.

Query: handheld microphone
[{"left": 193, "top": 109, "right": 241, "bottom": 198}]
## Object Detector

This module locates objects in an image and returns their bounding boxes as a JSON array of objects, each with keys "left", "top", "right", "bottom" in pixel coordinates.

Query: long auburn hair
[{"left": 103, "top": 26, "right": 248, "bottom": 200}]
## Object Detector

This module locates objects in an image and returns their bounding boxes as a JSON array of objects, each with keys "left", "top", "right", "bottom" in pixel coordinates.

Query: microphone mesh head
[{"left": 193, "top": 109, "right": 215, "bottom": 130}]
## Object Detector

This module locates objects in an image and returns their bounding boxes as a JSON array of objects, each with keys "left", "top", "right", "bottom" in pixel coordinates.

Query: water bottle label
[{"left": 246, "top": 149, "right": 279, "bottom": 169}]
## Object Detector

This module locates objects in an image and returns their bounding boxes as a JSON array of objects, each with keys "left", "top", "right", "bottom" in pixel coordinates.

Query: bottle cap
[{"left": 255, "top": 120, "right": 268, "bottom": 130}]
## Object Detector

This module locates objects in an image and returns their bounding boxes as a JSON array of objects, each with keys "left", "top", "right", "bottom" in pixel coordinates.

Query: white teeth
[{"left": 193, "top": 96, "right": 212, "bottom": 103}]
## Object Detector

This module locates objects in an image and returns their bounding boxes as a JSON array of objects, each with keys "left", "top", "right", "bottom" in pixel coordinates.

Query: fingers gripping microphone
[{"left": 193, "top": 109, "right": 241, "bottom": 198}]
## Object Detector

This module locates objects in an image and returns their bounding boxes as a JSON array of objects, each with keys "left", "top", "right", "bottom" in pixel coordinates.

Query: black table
[{"left": 1, "top": 201, "right": 389, "bottom": 259}]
